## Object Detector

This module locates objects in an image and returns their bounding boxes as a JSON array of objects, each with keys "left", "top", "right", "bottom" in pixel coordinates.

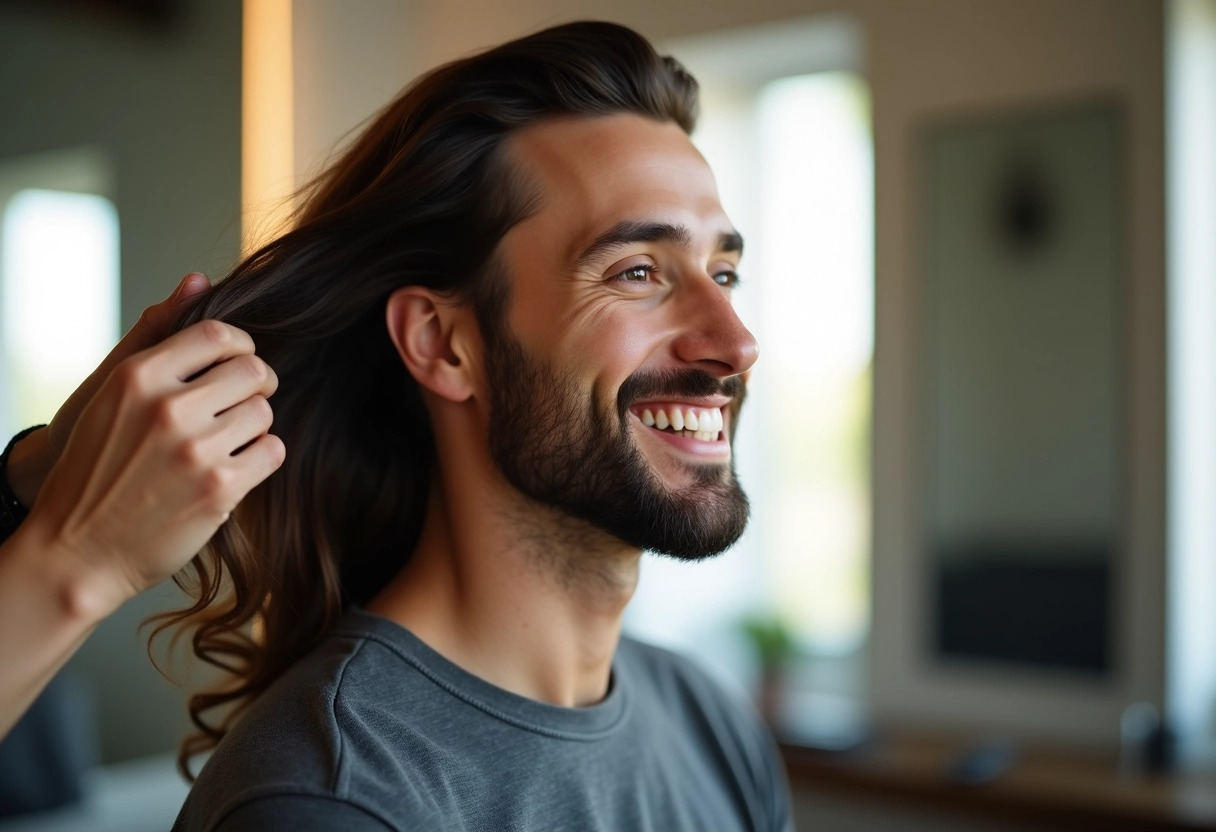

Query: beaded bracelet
[{"left": 0, "top": 424, "right": 47, "bottom": 538}]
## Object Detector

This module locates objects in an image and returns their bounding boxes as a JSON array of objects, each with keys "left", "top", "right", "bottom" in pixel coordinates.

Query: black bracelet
[{"left": 0, "top": 424, "right": 47, "bottom": 537}]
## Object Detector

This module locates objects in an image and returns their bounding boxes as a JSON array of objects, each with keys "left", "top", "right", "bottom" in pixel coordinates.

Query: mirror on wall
[{"left": 922, "top": 102, "right": 1124, "bottom": 676}]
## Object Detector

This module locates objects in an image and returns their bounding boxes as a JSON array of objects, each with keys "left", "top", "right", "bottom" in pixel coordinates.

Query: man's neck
[{"left": 366, "top": 476, "right": 639, "bottom": 708}]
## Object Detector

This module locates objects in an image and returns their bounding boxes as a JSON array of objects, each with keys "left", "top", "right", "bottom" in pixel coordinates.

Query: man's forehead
[{"left": 503, "top": 113, "right": 735, "bottom": 260}]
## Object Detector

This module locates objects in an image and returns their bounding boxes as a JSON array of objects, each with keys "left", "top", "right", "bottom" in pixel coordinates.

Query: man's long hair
[{"left": 148, "top": 21, "right": 699, "bottom": 778}]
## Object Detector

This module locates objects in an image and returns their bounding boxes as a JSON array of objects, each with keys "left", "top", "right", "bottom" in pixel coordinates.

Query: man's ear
[{"left": 385, "top": 287, "right": 478, "bottom": 403}]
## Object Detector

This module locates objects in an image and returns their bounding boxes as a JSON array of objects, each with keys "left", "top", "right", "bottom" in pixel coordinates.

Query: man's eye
[
  {"left": 713, "top": 269, "right": 741, "bottom": 288},
  {"left": 612, "top": 264, "right": 657, "bottom": 283}
]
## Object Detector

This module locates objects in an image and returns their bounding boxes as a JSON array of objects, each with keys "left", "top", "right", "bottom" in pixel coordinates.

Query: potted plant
[{"left": 740, "top": 613, "right": 795, "bottom": 729}]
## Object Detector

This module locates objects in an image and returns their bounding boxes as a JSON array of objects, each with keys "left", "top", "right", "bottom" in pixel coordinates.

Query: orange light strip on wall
[{"left": 242, "top": 0, "right": 294, "bottom": 255}]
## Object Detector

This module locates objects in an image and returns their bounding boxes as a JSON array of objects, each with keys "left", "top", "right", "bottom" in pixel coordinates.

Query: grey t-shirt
[{"left": 172, "top": 608, "right": 793, "bottom": 832}]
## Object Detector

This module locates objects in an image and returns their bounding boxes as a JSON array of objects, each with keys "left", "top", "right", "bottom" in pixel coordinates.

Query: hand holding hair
[
  {"left": 0, "top": 273, "right": 285, "bottom": 739},
  {"left": 5, "top": 272, "right": 214, "bottom": 508},
  {"left": 25, "top": 314, "right": 285, "bottom": 616}
]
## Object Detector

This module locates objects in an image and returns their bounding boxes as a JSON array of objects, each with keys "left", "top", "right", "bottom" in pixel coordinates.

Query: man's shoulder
[
  {"left": 174, "top": 610, "right": 444, "bottom": 832},
  {"left": 616, "top": 634, "right": 785, "bottom": 794}
]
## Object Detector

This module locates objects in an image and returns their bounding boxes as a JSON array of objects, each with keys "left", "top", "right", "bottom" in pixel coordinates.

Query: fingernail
[{"left": 179, "top": 273, "right": 209, "bottom": 297}]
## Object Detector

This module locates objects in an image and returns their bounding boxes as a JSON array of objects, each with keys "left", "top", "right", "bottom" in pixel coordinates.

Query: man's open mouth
[{"left": 635, "top": 405, "right": 724, "bottom": 442}]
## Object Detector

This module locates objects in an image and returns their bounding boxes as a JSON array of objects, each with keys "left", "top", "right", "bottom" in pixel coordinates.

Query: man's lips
[{"left": 627, "top": 399, "right": 732, "bottom": 459}]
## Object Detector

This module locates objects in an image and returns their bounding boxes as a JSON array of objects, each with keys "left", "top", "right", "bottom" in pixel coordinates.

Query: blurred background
[{"left": 0, "top": 0, "right": 1211, "bottom": 829}]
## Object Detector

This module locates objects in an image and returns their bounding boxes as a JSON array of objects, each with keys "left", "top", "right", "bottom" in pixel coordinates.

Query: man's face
[{"left": 480, "top": 113, "right": 758, "bottom": 560}]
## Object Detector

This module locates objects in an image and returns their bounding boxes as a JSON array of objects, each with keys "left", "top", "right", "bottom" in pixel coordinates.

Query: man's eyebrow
[{"left": 573, "top": 220, "right": 744, "bottom": 270}]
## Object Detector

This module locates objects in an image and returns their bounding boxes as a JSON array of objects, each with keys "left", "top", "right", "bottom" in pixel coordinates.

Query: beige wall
[{"left": 291, "top": 0, "right": 417, "bottom": 183}]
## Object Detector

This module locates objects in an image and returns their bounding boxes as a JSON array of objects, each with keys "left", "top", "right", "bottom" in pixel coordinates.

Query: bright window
[
  {"left": 1167, "top": 0, "right": 1216, "bottom": 767},
  {"left": 755, "top": 73, "right": 873, "bottom": 653},
  {"left": 0, "top": 189, "right": 119, "bottom": 439}
]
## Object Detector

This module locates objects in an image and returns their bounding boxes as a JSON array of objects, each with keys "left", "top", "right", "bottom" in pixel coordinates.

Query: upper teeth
[{"left": 639, "top": 406, "right": 724, "bottom": 440}]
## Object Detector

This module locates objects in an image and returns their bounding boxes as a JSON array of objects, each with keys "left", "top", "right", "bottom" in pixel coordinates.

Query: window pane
[
  {"left": 755, "top": 73, "right": 873, "bottom": 653},
  {"left": 1, "top": 189, "right": 119, "bottom": 436}
]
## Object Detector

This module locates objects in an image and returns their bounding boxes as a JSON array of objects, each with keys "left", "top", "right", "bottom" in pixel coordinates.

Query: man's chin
[
  {"left": 638, "top": 515, "right": 749, "bottom": 562},
  {"left": 615, "top": 476, "right": 750, "bottom": 561}
]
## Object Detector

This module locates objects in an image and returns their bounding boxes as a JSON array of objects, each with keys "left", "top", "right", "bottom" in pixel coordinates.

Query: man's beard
[{"left": 482, "top": 324, "right": 750, "bottom": 561}]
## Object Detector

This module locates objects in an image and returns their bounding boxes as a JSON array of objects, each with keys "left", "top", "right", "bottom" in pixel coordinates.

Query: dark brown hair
[{"left": 149, "top": 20, "right": 699, "bottom": 778}]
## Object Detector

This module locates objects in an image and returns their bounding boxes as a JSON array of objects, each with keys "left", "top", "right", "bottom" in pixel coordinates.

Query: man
[
  {"left": 13, "top": 20, "right": 792, "bottom": 831},
  {"left": 171, "top": 19, "right": 790, "bottom": 831}
]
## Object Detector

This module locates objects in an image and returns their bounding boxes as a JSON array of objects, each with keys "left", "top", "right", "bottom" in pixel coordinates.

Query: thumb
[
  {"left": 169, "top": 271, "right": 212, "bottom": 305},
  {"left": 124, "top": 273, "right": 212, "bottom": 353},
  {"left": 154, "top": 271, "right": 211, "bottom": 324}
]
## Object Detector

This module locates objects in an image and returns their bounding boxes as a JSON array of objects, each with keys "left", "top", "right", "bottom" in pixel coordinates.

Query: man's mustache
[{"left": 617, "top": 370, "right": 747, "bottom": 420}]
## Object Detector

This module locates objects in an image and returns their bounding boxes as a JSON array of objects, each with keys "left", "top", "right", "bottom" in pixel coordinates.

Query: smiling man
[
  {"left": 478, "top": 116, "right": 753, "bottom": 564},
  {"left": 167, "top": 21, "right": 792, "bottom": 832}
]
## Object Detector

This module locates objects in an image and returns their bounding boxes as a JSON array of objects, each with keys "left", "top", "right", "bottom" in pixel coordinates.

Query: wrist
[{"left": 5, "top": 518, "right": 129, "bottom": 627}]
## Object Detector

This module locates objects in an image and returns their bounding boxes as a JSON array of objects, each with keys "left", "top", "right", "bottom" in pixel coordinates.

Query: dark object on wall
[
  {"left": 922, "top": 101, "right": 1124, "bottom": 675},
  {"left": 935, "top": 542, "right": 1112, "bottom": 672},
  {"left": 994, "top": 154, "right": 1056, "bottom": 256}
]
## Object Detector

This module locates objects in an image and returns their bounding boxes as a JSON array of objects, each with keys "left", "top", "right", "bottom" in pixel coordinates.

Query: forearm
[{"left": 0, "top": 519, "right": 119, "bottom": 738}]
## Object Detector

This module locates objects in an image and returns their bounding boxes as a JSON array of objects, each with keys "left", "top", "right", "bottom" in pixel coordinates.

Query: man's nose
[{"left": 670, "top": 278, "right": 759, "bottom": 376}]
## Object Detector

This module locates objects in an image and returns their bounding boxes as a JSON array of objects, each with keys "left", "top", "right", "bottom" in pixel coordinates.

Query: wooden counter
[{"left": 781, "top": 733, "right": 1216, "bottom": 831}]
